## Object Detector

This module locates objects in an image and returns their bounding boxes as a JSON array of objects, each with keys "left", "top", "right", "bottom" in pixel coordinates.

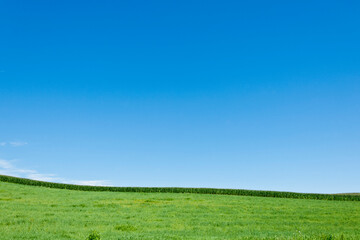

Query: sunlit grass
[{"left": 0, "top": 181, "right": 359, "bottom": 239}]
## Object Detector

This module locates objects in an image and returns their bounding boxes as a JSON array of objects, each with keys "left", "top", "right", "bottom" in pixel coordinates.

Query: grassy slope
[{"left": 1, "top": 181, "right": 360, "bottom": 240}]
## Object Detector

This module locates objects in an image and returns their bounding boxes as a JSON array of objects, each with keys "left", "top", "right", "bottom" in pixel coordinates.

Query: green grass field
[{"left": 0, "top": 179, "right": 359, "bottom": 239}]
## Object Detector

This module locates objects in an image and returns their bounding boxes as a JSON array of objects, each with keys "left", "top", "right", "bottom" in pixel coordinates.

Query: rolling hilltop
[
  {"left": 1, "top": 175, "right": 359, "bottom": 201},
  {"left": 0, "top": 175, "right": 359, "bottom": 239}
]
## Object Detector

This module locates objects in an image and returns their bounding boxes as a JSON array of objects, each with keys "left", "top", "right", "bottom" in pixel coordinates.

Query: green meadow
[{"left": 1, "top": 179, "right": 359, "bottom": 239}]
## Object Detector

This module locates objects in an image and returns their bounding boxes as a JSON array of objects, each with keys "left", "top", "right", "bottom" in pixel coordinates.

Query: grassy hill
[{"left": 0, "top": 176, "right": 359, "bottom": 239}]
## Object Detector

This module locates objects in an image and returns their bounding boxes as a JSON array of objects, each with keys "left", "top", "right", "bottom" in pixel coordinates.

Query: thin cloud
[
  {"left": 0, "top": 141, "right": 28, "bottom": 147},
  {"left": 0, "top": 159, "right": 58, "bottom": 182},
  {"left": 66, "top": 180, "right": 111, "bottom": 186},
  {"left": 0, "top": 159, "right": 13, "bottom": 169},
  {"left": 0, "top": 159, "right": 110, "bottom": 186},
  {"left": 9, "top": 142, "right": 28, "bottom": 147}
]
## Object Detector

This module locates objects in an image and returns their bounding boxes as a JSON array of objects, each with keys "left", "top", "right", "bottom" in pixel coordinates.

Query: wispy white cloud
[
  {"left": 0, "top": 159, "right": 59, "bottom": 182},
  {"left": 67, "top": 180, "right": 110, "bottom": 186},
  {"left": 0, "top": 159, "right": 110, "bottom": 186},
  {"left": 9, "top": 142, "right": 28, "bottom": 147},
  {"left": 0, "top": 159, "right": 13, "bottom": 169},
  {"left": 0, "top": 141, "right": 28, "bottom": 147}
]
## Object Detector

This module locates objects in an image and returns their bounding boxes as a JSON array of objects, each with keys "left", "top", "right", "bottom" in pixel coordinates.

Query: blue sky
[{"left": 1, "top": 0, "right": 359, "bottom": 193}]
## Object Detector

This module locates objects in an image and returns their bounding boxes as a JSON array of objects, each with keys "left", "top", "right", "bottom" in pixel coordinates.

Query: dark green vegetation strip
[{"left": 1, "top": 174, "right": 359, "bottom": 201}]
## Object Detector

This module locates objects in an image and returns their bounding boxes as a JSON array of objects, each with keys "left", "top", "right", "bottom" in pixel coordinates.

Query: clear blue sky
[{"left": 1, "top": 0, "right": 359, "bottom": 193}]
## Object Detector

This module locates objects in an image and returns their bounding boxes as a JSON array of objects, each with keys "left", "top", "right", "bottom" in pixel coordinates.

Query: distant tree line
[{"left": 1, "top": 174, "right": 359, "bottom": 201}]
